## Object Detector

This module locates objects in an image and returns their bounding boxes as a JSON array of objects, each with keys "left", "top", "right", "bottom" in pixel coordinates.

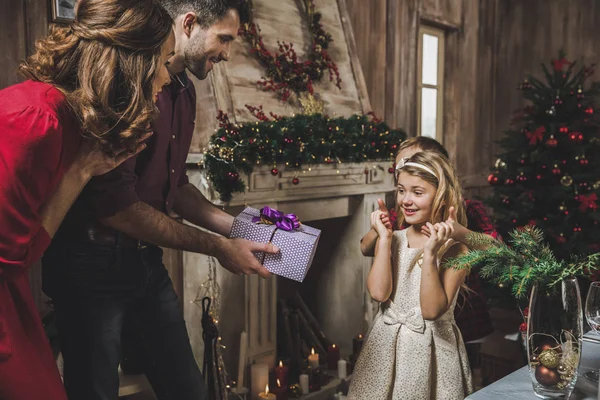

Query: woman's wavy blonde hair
[
  {"left": 394, "top": 151, "right": 467, "bottom": 230},
  {"left": 19, "top": 0, "right": 173, "bottom": 154}
]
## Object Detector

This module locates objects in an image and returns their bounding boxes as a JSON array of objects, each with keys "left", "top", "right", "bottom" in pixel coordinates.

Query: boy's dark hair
[
  {"left": 161, "top": 0, "right": 251, "bottom": 27},
  {"left": 397, "top": 136, "right": 450, "bottom": 159}
]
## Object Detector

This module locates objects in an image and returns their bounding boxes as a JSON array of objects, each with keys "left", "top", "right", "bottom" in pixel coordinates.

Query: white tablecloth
[{"left": 467, "top": 333, "right": 600, "bottom": 399}]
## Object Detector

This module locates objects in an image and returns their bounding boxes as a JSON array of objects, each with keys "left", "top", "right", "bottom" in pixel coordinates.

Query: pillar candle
[
  {"left": 352, "top": 334, "right": 364, "bottom": 355},
  {"left": 337, "top": 359, "right": 347, "bottom": 380},
  {"left": 258, "top": 384, "right": 276, "bottom": 400},
  {"left": 250, "top": 363, "right": 269, "bottom": 400},
  {"left": 308, "top": 348, "right": 319, "bottom": 369},
  {"left": 274, "top": 360, "right": 289, "bottom": 387},
  {"left": 299, "top": 374, "right": 310, "bottom": 395},
  {"left": 327, "top": 344, "right": 340, "bottom": 370},
  {"left": 270, "top": 379, "right": 288, "bottom": 400}
]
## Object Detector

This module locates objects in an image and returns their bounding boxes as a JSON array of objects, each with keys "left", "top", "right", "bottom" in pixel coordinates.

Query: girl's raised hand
[
  {"left": 424, "top": 221, "right": 454, "bottom": 254},
  {"left": 371, "top": 210, "right": 392, "bottom": 239}
]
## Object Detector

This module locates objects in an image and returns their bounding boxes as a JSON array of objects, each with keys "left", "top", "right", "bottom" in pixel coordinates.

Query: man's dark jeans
[{"left": 42, "top": 238, "right": 208, "bottom": 400}]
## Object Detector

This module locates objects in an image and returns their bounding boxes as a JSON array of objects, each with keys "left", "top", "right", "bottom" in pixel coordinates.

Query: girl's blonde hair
[
  {"left": 394, "top": 151, "right": 467, "bottom": 229},
  {"left": 19, "top": 0, "right": 173, "bottom": 154}
]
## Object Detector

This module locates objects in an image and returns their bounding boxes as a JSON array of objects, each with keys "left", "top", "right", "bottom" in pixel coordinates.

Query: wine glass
[{"left": 584, "top": 281, "right": 600, "bottom": 382}]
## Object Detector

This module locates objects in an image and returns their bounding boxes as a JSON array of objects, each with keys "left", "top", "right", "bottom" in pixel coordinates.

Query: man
[{"left": 42, "top": 1, "right": 273, "bottom": 399}]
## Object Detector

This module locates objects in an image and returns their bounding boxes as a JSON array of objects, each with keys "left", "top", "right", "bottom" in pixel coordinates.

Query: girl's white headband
[{"left": 395, "top": 157, "right": 438, "bottom": 179}]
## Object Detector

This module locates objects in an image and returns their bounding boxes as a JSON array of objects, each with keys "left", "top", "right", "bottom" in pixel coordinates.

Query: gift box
[{"left": 229, "top": 207, "right": 321, "bottom": 282}]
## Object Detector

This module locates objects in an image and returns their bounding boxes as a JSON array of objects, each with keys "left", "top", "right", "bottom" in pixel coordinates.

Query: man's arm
[
  {"left": 100, "top": 202, "right": 275, "bottom": 277},
  {"left": 172, "top": 183, "right": 233, "bottom": 237}
]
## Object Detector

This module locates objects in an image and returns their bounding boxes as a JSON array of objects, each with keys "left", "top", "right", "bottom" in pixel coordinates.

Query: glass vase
[{"left": 526, "top": 277, "right": 583, "bottom": 398}]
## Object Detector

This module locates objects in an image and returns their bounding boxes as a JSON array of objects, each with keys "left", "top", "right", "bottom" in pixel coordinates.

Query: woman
[{"left": 0, "top": 0, "right": 174, "bottom": 398}]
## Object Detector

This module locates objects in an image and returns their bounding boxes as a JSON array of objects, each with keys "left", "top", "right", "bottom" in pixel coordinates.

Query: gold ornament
[
  {"left": 539, "top": 349, "right": 560, "bottom": 369},
  {"left": 557, "top": 364, "right": 567, "bottom": 374},
  {"left": 299, "top": 92, "right": 325, "bottom": 115},
  {"left": 593, "top": 181, "right": 600, "bottom": 190},
  {"left": 495, "top": 158, "right": 508, "bottom": 170},
  {"left": 560, "top": 175, "right": 573, "bottom": 187}
]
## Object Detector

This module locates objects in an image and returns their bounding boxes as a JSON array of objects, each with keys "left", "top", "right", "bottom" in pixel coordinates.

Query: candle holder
[{"left": 228, "top": 386, "right": 249, "bottom": 400}]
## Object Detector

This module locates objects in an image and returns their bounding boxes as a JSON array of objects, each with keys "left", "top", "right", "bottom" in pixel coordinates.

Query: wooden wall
[
  {"left": 345, "top": 0, "right": 600, "bottom": 198},
  {"left": 0, "top": 1, "right": 49, "bottom": 89}
]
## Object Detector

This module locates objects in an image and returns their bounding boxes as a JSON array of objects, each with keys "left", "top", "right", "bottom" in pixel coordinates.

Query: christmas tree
[{"left": 487, "top": 53, "right": 600, "bottom": 260}]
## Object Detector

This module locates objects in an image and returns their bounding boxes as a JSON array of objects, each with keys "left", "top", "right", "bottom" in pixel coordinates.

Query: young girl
[{"left": 348, "top": 152, "right": 473, "bottom": 399}]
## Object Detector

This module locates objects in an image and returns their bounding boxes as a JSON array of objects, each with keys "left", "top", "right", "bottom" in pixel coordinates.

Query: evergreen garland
[
  {"left": 445, "top": 226, "right": 600, "bottom": 298},
  {"left": 204, "top": 108, "right": 406, "bottom": 202}
]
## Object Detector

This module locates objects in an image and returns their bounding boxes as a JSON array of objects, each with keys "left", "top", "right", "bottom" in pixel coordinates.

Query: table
[{"left": 468, "top": 333, "right": 600, "bottom": 399}]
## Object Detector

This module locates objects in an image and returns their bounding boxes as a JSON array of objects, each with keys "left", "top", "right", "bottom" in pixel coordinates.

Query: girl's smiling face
[{"left": 396, "top": 171, "right": 437, "bottom": 226}]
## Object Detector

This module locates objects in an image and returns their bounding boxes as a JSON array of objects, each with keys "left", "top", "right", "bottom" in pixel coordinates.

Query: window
[{"left": 417, "top": 25, "right": 445, "bottom": 140}]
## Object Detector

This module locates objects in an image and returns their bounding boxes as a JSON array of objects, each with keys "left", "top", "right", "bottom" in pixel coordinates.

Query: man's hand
[{"left": 215, "top": 238, "right": 280, "bottom": 278}]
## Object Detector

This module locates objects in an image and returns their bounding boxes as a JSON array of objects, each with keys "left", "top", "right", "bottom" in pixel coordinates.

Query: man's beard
[{"left": 184, "top": 39, "right": 209, "bottom": 80}]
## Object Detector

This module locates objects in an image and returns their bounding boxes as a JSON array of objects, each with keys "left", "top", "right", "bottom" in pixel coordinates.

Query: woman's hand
[
  {"left": 74, "top": 132, "right": 152, "bottom": 178},
  {"left": 371, "top": 210, "right": 392, "bottom": 239},
  {"left": 424, "top": 221, "right": 454, "bottom": 255}
]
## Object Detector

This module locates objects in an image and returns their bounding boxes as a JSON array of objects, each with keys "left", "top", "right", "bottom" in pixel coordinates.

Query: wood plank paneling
[{"left": 345, "top": 0, "right": 387, "bottom": 118}]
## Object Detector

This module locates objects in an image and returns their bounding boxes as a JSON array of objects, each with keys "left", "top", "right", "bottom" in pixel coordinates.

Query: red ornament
[
  {"left": 271, "top": 168, "right": 279, "bottom": 176},
  {"left": 363, "top": 168, "right": 369, "bottom": 175},
  {"left": 523, "top": 307, "right": 529, "bottom": 317},
  {"left": 545, "top": 137, "right": 558, "bottom": 147},
  {"left": 559, "top": 127, "right": 569, "bottom": 134},
  {"left": 586, "top": 107, "right": 594, "bottom": 115},
  {"left": 488, "top": 173, "right": 500, "bottom": 185},
  {"left": 569, "top": 132, "right": 584, "bottom": 142},
  {"left": 388, "top": 167, "right": 394, "bottom": 174},
  {"left": 292, "top": 177, "right": 300, "bottom": 185},
  {"left": 536, "top": 175, "right": 543, "bottom": 180}
]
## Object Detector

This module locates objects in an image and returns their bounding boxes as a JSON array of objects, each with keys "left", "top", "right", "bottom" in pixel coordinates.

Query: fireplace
[{"left": 183, "top": 161, "right": 393, "bottom": 394}]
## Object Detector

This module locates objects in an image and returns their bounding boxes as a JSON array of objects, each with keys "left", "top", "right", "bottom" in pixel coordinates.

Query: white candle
[
  {"left": 258, "top": 384, "right": 276, "bottom": 400},
  {"left": 337, "top": 359, "right": 347, "bottom": 379},
  {"left": 237, "top": 331, "right": 247, "bottom": 389},
  {"left": 299, "top": 374, "right": 310, "bottom": 395},
  {"left": 308, "top": 348, "right": 319, "bottom": 369},
  {"left": 250, "top": 363, "right": 269, "bottom": 400}
]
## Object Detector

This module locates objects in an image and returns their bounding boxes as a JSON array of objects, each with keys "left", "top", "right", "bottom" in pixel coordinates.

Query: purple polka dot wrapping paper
[{"left": 229, "top": 207, "right": 321, "bottom": 282}]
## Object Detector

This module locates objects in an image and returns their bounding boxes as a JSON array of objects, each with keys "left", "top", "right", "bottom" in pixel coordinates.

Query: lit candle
[
  {"left": 258, "top": 384, "right": 276, "bottom": 400},
  {"left": 337, "top": 359, "right": 347, "bottom": 380},
  {"left": 308, "top": 348, "right": 319, "bottom": 369},
  {"left": 274, "top": 360, "right": 289, "bottom": 387},
  {"left": 352, "top": 334, "right": 364, "bottom": 355},
  {"left": 271, "top": 379, "right": 288, "bottom": 400},
  {"left": 250, "top": 363, "right": 269, "bottom": 399},
  {"left": 327, "top": 344, "right": 340, "bottom": 370},
  {"left": 299, "top": 374, "right": 310, "bottom": 395}
]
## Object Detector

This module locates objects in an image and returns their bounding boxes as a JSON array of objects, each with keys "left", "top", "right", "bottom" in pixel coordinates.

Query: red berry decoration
[
  {"left": 364, "top": 168, "right": 370, "bottom": 175},
  {"left": 505, "top": 178, "right": 515, "bottom": 185},
  {"left": 488, "top": 173, "right": 499, "bottom": 185},
  {"left": 271, "top": 168, "right": 279, "bottom": 176},
  {"left": 523, "top": 307, "right": 529, "bottom": 317},
  {"left": 292, "top": 177, "right": 300, "bottom": 185},
  {"left": 580, "top": 158, "right": 589, "bottom": 166},
  {"left": 227, "top": 172, "right": 239, "bottom": 181},
  {"left": 559, "top": 127, "right": 569, "bottom": 134},
  {"left": 519, "top": 322, "right": 527, "bottom": 332},
  {"left": 552, "top": 167, "right": 561, "bottom": 175},
  {"left": 585, "top": 107, "right": 594, "bottom": 115},
  {"left": 388, "top": 167, "right": 394, "bottom": 174}
]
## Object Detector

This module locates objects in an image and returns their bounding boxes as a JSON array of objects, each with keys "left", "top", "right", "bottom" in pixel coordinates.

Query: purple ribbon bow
[{"left": 252, "top": 206, "right": 300, "bottom": 231}]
